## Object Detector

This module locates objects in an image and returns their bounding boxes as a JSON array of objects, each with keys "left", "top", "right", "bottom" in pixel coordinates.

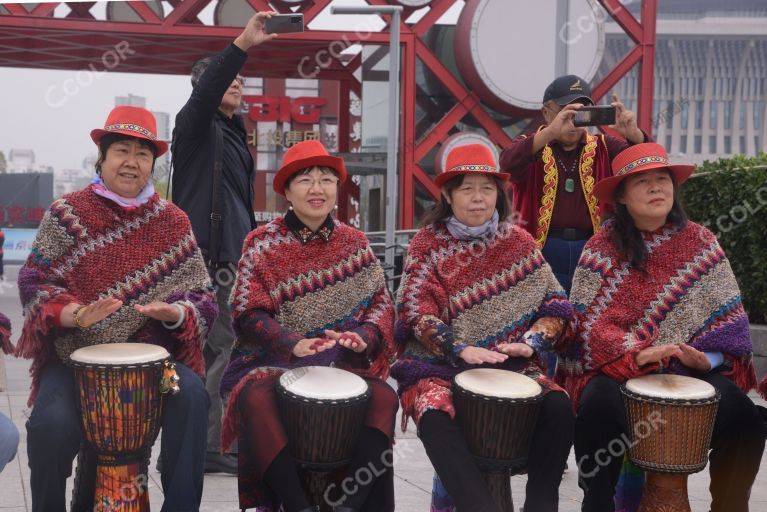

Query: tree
[{"left": 0, "top": 151, "right": 6, "bottom": 173}]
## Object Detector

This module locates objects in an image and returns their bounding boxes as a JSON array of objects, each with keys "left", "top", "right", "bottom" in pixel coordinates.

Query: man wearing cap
[
  {"left": 171, "top": 11, "right": 276, "bottom": 474},
  {"left": 500, "top": 74, "right": 649, "bottom": 295}
]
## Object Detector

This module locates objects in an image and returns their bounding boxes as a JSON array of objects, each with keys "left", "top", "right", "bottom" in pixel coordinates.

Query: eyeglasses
[
  {"left": 291, "top": 176, "right": 339, "bottom": 189},
  {"left": 235, "top": 75, "right": 245, "bottom": 85}
]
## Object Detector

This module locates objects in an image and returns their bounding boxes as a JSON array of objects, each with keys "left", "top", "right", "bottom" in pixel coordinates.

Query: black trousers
[
  {"left": 575, "top": 373, "right": 766, "bottom": 512},
  {"left": 419, "top": 391, "right": 574, "bottom": 512},
  {"left": 263, "top": 427, "right": 394, "bottom": 512}
]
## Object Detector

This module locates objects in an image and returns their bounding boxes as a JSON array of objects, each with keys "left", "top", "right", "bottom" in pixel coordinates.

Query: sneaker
[{"left": 204, "top": 452, "right": 238, "bottom": 475}]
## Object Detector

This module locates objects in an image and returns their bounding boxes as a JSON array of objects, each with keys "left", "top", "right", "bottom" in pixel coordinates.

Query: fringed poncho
[
  {"left": 218, "top": 215, "right": 397, "bottom": 445},
  {"left": 561, "top": 221, "right": 757, "bottom": 407},
  {"left": 0, "top": 312, "right": 12, "bottom": 356},
  {"left": 218, "top": 214, "right": 396, "bottom": 510},
  {"left": 16, "top": 186, "right": 217, "bottom": 405},
  {"left": 391, "top": 221, "right": 573, "bottom": 427}
]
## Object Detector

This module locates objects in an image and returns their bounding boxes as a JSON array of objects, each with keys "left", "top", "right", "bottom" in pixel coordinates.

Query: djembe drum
[
  {"left": 621, "top": 374, "right": 720, "bottom": 512},
  {"left": 453, "top": 369, "right": 544, "bottom": 512},
  {"left": 70, "top": 343, "right": 180, "bottom": 511},
  {"left": 276, "top": 366, "right": 371, "bottom": 511}
]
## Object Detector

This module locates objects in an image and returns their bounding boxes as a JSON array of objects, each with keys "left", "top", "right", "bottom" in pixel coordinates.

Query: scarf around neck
[
  {"left": 445, "top": 210, "right": 499, "bottom": 241},
  {"left": 91, "top": 175, "right": 156, "bottom": 209}
]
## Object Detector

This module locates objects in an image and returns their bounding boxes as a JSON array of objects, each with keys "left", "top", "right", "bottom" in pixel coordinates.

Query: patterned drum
[
  {"left": 70, "top": 343, "right": 179, "bottom": 511},
  {"left": 276, "top": 366, "right": 370, "bottom": 510},
  {"left": 621, "top": 374, "right": 720, "bottom": 512},
  {"left": 453, "top": 369, "right": 543, "bottom": 512}
]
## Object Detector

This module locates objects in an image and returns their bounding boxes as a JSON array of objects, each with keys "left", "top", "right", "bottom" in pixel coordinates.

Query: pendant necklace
[{"left": 555, "top": 148, "right": 583, "bottom": 194}]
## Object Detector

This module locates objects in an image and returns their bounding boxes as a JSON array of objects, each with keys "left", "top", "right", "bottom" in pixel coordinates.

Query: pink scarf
[{"left": 91, "top": 175, "right": 156, "bottom": 209}]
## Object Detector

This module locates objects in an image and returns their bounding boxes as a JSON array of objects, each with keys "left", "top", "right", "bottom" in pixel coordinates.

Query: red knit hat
[
  {"left": 90, "top": 106, "right": 168, "bottom": 156},
  {"left": 594, "top": 142, "right": 695, "bottom": 204},
  {"left": 435, "top": 143, "right": 509, "bottom": 188},
  {"left": 273, "top": 140, "right": 347, "bottom": 196}
]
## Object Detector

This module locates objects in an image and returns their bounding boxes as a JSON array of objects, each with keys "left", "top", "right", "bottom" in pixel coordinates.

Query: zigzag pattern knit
[
  {"left": 561, "top": 220, "right": 756, "bottom": 406},
  {"left": 219, "top": 216, "right": 396, "bottom": 451},
  {"left": 391, "top": 221, "right": 572, "bottom": 426},
  {"left": 16, "top": 185, "right": 217, "bottom": 405}
]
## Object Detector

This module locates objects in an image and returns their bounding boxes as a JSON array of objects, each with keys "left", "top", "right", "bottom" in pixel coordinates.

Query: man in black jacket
[{"left": 171, "top": 11, "right": 276, "bottom": 474}]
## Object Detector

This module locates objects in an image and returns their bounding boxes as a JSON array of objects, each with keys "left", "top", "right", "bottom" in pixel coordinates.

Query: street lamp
[{"left": 331, "top": 5, "right": 403, "bottom": 280}]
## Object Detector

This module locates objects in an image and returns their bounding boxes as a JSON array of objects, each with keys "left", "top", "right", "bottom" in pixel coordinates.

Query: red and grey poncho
[
  {"left": 561, "top": 220, "right": 757, "bottom": 407},
  {"left": 16, "top": 186, "right": 217, "bottom": 406},
  {"left": 391, "top": 221, "right": 573, "bottom": 427}
]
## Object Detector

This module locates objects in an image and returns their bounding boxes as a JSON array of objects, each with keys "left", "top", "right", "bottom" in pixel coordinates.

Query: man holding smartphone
[
  {"left": 171, "top": 11, "right": 277, "bottom": 474},
  {"left": 500, "top": 74, "right": 648, "bottom": 295}
]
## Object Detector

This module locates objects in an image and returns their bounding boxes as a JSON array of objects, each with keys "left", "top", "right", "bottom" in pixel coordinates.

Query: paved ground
[{"left": 1, "top": 264, "right": 766, "bottom": 511}]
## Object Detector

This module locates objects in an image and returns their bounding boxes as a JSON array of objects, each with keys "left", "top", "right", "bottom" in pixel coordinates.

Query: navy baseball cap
[{"left": 542, "top": 75, "right": 594, "bottom": 106}]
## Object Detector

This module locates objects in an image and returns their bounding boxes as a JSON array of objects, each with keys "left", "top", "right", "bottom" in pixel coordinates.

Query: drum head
[
  {"left": 625, "top": 374, "right": 716, "bottom": 400},
  {"left": 279, "top": 366, "right": 368, "bottom": 400},
  {"left": 455, "top": 368, "right": 541, "bottom": 399},
  {"left": 70, "top": 343, "right": 170, "bottom": 365}
]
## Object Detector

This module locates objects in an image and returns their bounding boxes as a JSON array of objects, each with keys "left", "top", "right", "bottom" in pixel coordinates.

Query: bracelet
[
  {"left": 73, "top": 305, "right": 87, "bottom": 329},
  {"left": 162, "top": 304, "right": 186, "bottom": 330}
]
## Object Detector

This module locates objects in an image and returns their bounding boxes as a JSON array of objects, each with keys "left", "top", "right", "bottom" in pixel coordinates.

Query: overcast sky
[{"left": 0, "top": 0, "right": 465, "bottom": 172}]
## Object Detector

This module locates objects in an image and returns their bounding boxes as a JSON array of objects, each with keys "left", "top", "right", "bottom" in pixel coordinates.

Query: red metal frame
[{"left": 0, "top": 0, "right": 657, "bottom": 228}]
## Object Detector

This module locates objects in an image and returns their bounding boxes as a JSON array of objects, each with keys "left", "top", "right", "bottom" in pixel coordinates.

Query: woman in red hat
[
  {"left": 17, "top": 106, "right": 216, "bottom": 511},
  {"left": 219, "top": 140, "right": 398, "bottom": 512},
  {"left": 562, "top": 142, "right": 765, "bottom": 512},
  {"left": 391, "top": 143, "right": 574, "bottom": 512}
]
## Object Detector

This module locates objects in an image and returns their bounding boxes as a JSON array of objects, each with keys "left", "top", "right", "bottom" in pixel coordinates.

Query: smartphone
[
  {"left": 573, "top": 106, "right": 616, "bottom": 127},
  {"left": 265, "top": 13, "right": 304, "bottom": 34}
]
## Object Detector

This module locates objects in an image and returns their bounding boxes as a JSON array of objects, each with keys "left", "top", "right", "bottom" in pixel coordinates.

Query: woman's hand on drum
[
  {"left": 134, "top": 302, "right": 182, "bottom": 323},
  {"left": 324, "top": 329, "right": 367, "bottom": 353},
  {"left": 634, "top": 345, "right": 683, "bottom": 367},
  {"left": 292, "top": 338, "right": 336, "bottom": 357},
  {"left": 495, "top": 343, "right": 535, "bottom": 358},
  {"left": 458, "top": 346, "right": 508, "bottom": 365},
  {"left": 61, "top": 298, "right": 123, "bottom": 329},
  {"left": 676, "top": 344, "right": 712, "bottom": 372}
]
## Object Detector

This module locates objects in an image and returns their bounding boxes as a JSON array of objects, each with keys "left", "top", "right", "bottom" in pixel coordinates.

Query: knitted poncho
[
  {"left": 561, "top": 220, "right": 757, "bottom": 406},
  {"left": 0, "top": 312, "right": 12, "bottom": 356},
  {"left": 16, "top": 186, "right": 217, "bottom": 405},
  {"left": 219, "top": 215, "right": 396, "bottom": 453},
  {"left": 391, "top": 221, "right": 573, "bottom": 424}
]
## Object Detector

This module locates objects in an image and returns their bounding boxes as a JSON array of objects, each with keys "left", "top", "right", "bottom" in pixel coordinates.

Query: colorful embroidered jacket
[
  {"left": 561, "top": 221, "right": 757, "bottom": 407},
  {"left": 219, "top": 213, "right": 396, "bottom": 448},
  {"left": 500, "top": 130, "right": 614, "bottom": 248},
  {"left": 16, "top": 186, "right": 217, "bottom": 406},
  {"left": 391, "top": 221, "right": 573, "bottom": 426}
]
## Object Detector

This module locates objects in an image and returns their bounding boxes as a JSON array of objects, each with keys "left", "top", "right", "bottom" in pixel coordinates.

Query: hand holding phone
[
  {"left": 235, "top": 11, "right": 278, "bottom": 50},
  {"left": 265, "top": 13, "right": 305, "bottom": 34},
  {"left": 573, "top": 106, "right": 616, "bottom": 127}
]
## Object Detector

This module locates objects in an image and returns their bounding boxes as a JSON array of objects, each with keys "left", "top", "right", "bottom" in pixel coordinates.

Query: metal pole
[
  {"left": 331, "top": 6, "right": 403, "bottom": 279},
  {"left": 385, "top": 10, "right": 401, "bottom": 278},
  {"left": 554, "top": 0, "right": 570, "bottom": 76}
]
